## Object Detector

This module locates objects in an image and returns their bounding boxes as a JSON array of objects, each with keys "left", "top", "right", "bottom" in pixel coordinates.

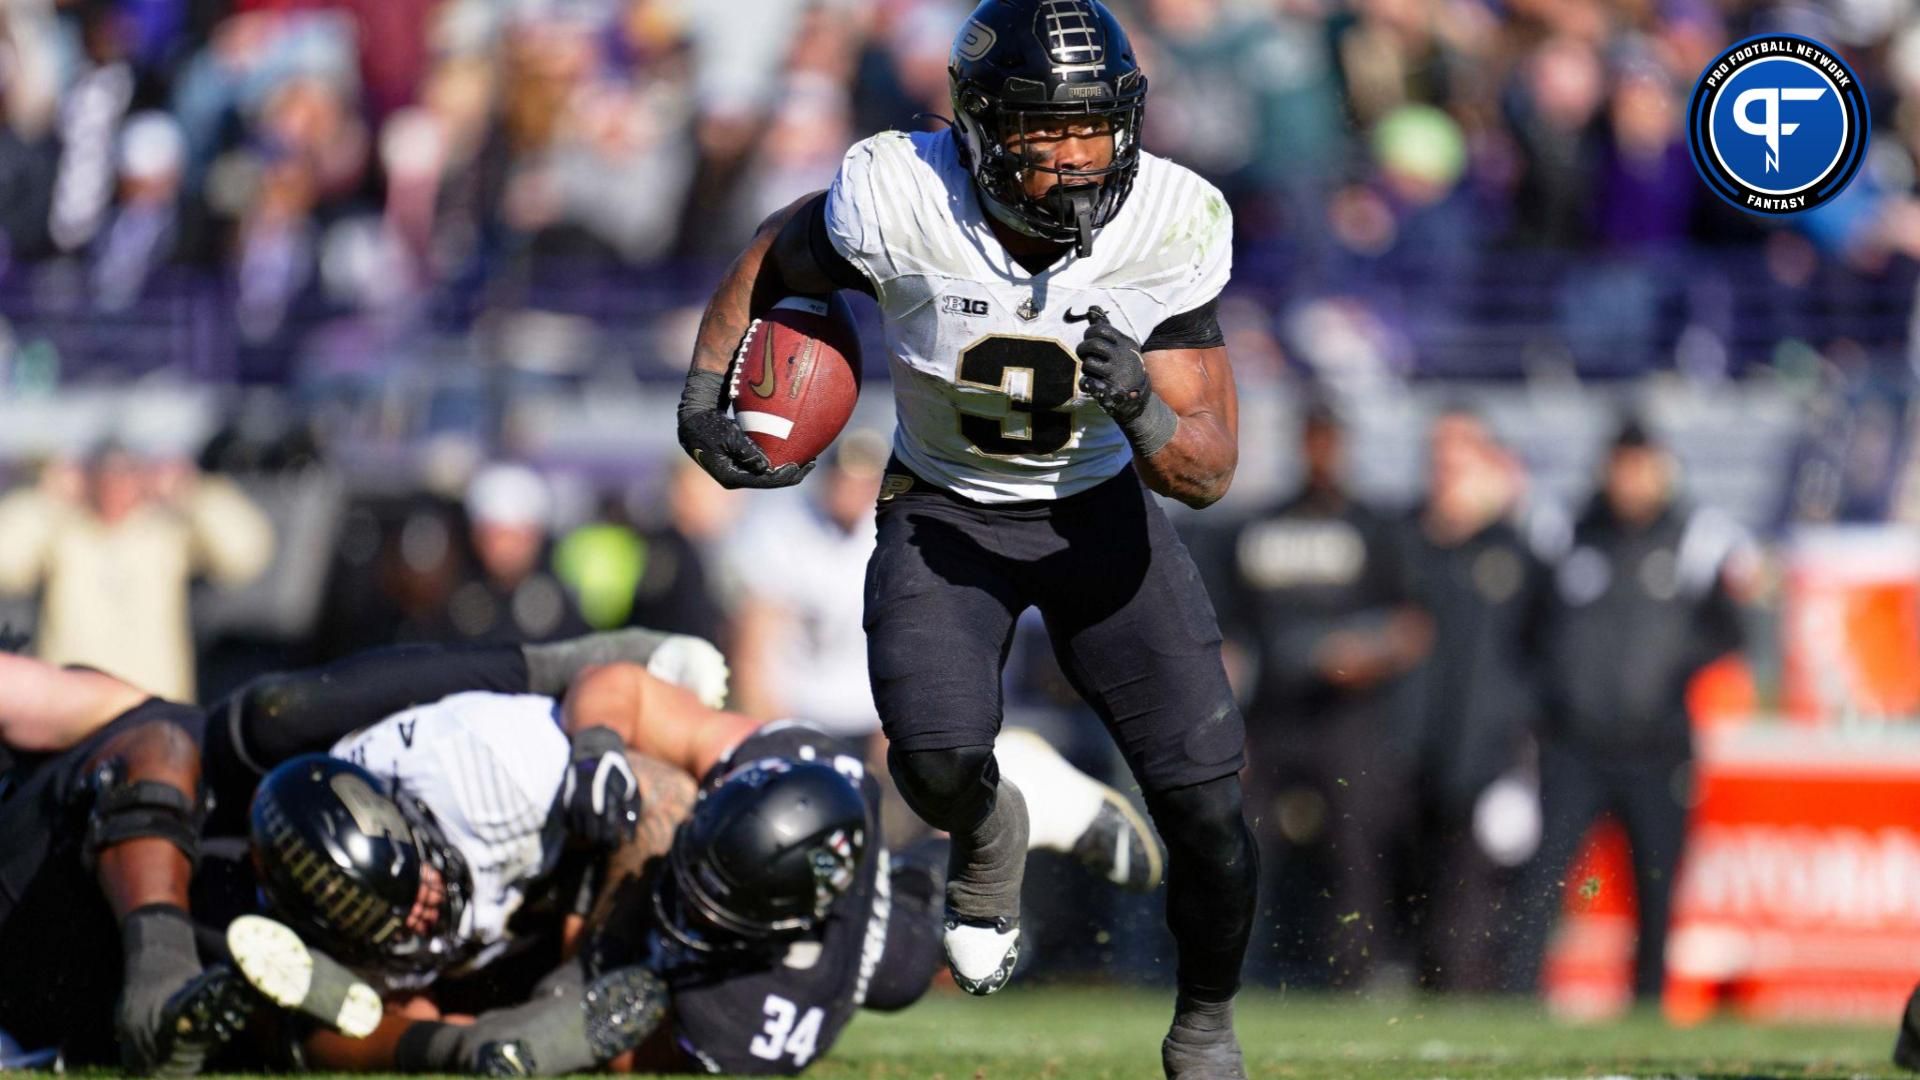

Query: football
[{"left": 729, "top": 295, "right": 863, "bottom": 469}]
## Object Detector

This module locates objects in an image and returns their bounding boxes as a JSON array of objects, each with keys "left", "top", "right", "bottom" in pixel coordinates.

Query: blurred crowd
[{"left": 0, "top": 0, "right": 1917, "bottom": 382}]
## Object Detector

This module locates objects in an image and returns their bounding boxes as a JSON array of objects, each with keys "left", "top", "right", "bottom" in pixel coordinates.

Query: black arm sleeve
[
  {"left": 1142, "top": 296, "right": 1225, "bottom": 352},
  {"left": 772, "top": 194, "right": 877, "bottom": 298}
]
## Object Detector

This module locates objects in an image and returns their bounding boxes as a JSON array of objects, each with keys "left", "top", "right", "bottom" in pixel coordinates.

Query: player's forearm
[
  {"left": 1134, "top": 411, "right": 1236, "bottom": 509},
  {"left": 687, "top": 197, "right": 814, "bottom": 377}
]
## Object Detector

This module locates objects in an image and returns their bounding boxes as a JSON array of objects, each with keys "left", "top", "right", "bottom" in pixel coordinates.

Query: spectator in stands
[
  {"left": 724, "top": 429, "right": 886, "bottom": 740},
  {"left": 0, "top": 443, "right": 273, "bottom": 702},
  {"left": 1398, "top": 406, "right": 1544, "bottom": 992},
  {"left": 1508, "top": 418, "right": 1748, "bottom": 1000},
  {"left": 413, "top": 461, "right": 590, "bottom": 646},
  {"left": 1199, "top": 399, "right": 1430, "bottom": 988},
  {"left": 90, "top": 112, "right": 201, "bottom": 312}
]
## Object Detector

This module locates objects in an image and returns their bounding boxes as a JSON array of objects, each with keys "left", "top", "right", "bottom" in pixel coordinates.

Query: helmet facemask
[
  {"left": 953, "top": 87, "right": 1146, "bottom": 257},
  {"left": 250, "top": 761, "right": 475, "bottom": 978}
]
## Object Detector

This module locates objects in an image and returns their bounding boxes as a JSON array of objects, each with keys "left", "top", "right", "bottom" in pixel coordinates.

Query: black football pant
[
  {"left": 866, "top": 463, "right": 1255, "bottom": 1002},
  {"left": 1505, "top": 740, "right": 1691, "bottom": 999},
  {"left": 201, "top": 643, "right": 529, "bottom": 833}
]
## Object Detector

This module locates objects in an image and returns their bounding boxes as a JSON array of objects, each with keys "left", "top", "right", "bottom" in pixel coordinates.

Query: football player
[
  {"left": 674, "top": 1, "right": 1254, "bottom": 1075},
  {"left": 234, "top": 661, "right": 1160, "bottom": 1075},
  {"left": 0, "top": 628, "right": 720, "bottom": 1072},
  {"left": 0, "top": 653, "right": 251, "bottom": 1075}
]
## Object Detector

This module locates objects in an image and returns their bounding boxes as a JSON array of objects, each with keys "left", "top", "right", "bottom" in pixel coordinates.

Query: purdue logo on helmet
[
  {"left": 249, "top": 755, "right": 473, "bottom": 975},
  {"left": 655, "top": 758, "right": 868, "bottom": 954},
  {"left": 948, "top": 0, "right": 1147, "bottom": 254}
]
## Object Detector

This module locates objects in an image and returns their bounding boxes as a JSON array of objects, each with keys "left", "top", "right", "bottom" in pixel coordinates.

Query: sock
[
  {"left": 946, "top": 780, "right": 1028, "bottom": 922},
  {"left": 993, "top": 732, "right": 1101, "bottom": 853},
  {"left": 123, "top": 904, "right": 203, "bottom": 1003},
  {"left": 522, "top": 629, "right": 672, "bottom": 697},
  {"left": 1171, "top": 994, "right": 1235, "bottom": 1037}
]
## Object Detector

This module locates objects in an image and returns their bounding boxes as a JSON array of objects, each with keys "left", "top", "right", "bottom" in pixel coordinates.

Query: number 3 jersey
[
  {"left": 824, "top": 129, "right": 1232, "bottom": 504},
  {"left": 663, "top": 724, "right": 889, "bottom": 1076}
]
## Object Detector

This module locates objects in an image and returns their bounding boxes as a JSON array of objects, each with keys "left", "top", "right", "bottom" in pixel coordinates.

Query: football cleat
[
  {"left": 128, "top": 966, "right": 252, "bottom": 1077},
  {"left": 996, "top": 728, "right": 1163, "bottom": 891},
  {"left": 582, "top": 966, "right": 669, "bottom": 1062},
  {"left": 226, "top": 915, "right": 382, "bottom": 1039},
  {"left": 1073, "top": 796, "right": 1164, "bottom": 892},
  {"left": 942, "top": 914, "right": 1020, "bottom": 997}
]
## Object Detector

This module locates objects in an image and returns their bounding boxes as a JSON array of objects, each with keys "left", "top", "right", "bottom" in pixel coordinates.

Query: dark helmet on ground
[
  {"left": 948, "top": 0, "right": 1148, "bottom": 256},
  {"left": 249, "top": 754, "right": 473, "bottom": 975},
  {"left": 654, "top": 757, "right": 867, "bottom": 954}
]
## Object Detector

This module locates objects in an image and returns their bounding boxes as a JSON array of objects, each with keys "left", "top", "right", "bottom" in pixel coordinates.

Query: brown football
[{"left": 729, "top": 295, "right": 864, "bottom": 469}]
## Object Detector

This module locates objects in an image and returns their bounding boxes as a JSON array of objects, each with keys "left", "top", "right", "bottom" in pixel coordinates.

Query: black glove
[
  {"left": 1075, "top": 314, "right": 1152, "bottom": 424},
  {"left": 677, "top": 368, "right": 813, "bottom": 490},
  {"left": 560, "top": 726, "right": 639, "bottom": 849}
]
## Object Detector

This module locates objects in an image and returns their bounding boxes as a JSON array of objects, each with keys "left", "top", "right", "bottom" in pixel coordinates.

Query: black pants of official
[
  {"left": 865, "top": 463, "right": 1255, "bottom": 1002},
  {"left": 1506, "top": 739, "right": 1691, "bottom": 999}
]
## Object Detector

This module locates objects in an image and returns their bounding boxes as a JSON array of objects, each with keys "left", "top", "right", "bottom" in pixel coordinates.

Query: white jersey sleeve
[
  {"left": 331, "top": 692, "right": 571, "bottom": 967},
  {"left": 1113, "top": 154, "right": 1233, "bottom": 319},
  {"left": 822, "top": 137, "right": 888, "bottom": 292}
]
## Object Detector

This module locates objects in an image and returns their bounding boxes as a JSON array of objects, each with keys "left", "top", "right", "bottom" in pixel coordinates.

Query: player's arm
[
  {"left": 1077, "top": 300, "right": 1239, "bottom": 509},
  {"left": 0, "top": 653, "right": 149, "bottom": 752},
  {"left": 679, "top": 189, "right": 871, "bottom": 491},
  {"left": 561, "top": 663, "right": 760, "bottom": 781}
]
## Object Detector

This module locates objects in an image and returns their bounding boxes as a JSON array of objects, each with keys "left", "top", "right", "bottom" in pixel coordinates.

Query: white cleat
[
  {"left": 942, "top": 914, "right": 1021, "bottom": 996},
  {"left": 996, "top": 728, "right": 1164, "bottom": 891},
  {"left": 226, "top": 915, "right": 382, "bottom": 1039}
]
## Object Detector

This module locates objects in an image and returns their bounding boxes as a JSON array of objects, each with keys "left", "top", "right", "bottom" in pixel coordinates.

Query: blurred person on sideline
[
  {"left": 1508, "top": 418, "right": 1748, "bottom": 1000},
  {"left": 1198, "top": 397, "right": 1430, "bottom": 989},
  {"left": 413, "top": 462, "right": 591, "bottom": 646},
  {"left": 553, "top": 476, "right": 730, "bottom": 650},
  {"left": 0, "top": 444, "right": 274, "bottom": 702},
  {"left": 1398, "top": 406, "right": 1545, "bottom": 992},
  {"left": 725, "top": 430, "right": 888, "bottom": 740}
]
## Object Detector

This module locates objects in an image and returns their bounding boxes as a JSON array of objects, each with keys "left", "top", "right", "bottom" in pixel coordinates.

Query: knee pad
[
  {"left": 80, "top": 760, "right": 206, "bottom": 872},
  {"left": 1146, "top": 773, "right": 1249, "bottom": 859},
  {"left": 886, "top": 744, "right": 998, "bottom": 834}
]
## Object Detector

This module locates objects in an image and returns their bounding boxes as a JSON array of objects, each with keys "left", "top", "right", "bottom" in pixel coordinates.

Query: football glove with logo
[
  {"left": 677, "top": 370, "right": 812, "bottom": 490},
  {"left": 1074, "top": 309, "right": 1178, "bottom": 455},
  {"left": 560, "top": 726, "right": 639, "bottom": 848}
]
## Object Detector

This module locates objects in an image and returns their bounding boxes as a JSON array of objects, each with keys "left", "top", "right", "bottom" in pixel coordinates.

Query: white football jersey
[
  {"left": 331, "top": 691, "right": 570, "bottom": 977},
  {"left": 824, "top": 129, "right": 1232, "bottom": 503}
]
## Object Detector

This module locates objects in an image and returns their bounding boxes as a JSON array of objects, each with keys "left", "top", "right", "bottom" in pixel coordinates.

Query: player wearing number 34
[{"left": 675, "top": 2, "right": 1253, "bottom": 1076}]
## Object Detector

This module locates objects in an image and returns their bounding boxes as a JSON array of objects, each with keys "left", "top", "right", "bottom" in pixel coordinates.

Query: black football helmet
[
  {"left": 948, "top": 0, "right": 1147, "bottom": 255},
  {"left": 654, "top": 758, "right": 867, "bottom": 955},
  {"left": 249, "top": 754, "right": 473, "bottom": 976}
]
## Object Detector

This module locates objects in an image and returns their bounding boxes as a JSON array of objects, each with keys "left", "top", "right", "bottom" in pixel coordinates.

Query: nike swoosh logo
[
  {"left": 1063, "top": 306, "right": 1107, "bottom": 325},
  {"left": 750, "top": 334, "right": 778, "bottom": 398}
]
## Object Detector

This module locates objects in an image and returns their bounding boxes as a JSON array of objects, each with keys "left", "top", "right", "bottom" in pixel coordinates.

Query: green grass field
[{"left": 772, "top": 987, "right": 1901, "bottom": 1079}]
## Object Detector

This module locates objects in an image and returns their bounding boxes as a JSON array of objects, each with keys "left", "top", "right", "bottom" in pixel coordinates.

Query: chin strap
[{"left": 1066, "top": 186, "right": 1099, "bottom": 257}]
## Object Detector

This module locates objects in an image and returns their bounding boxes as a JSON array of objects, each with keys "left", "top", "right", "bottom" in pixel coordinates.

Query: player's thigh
[
  {"left": 1039, "top": 487, "right": 1242, "bottom": 792},
  {"left": 863, "top": 497, "right": 1024, "bottom": 752}
]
